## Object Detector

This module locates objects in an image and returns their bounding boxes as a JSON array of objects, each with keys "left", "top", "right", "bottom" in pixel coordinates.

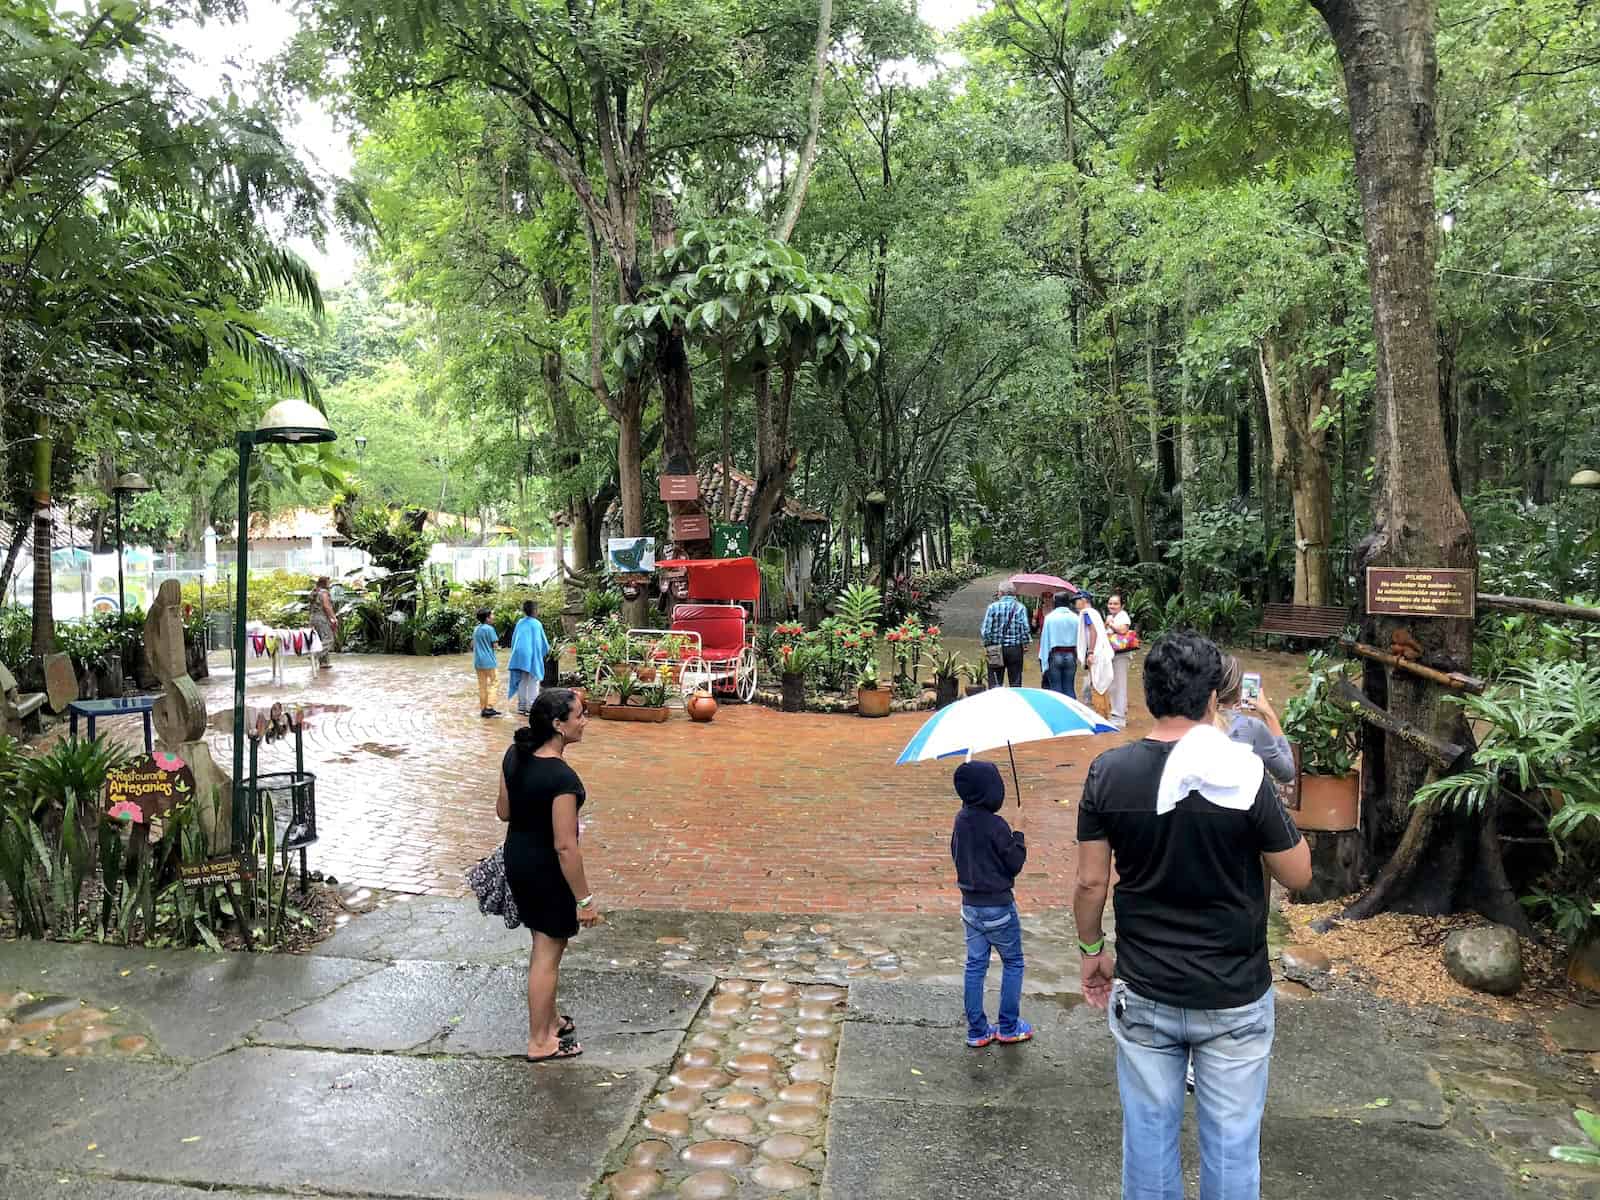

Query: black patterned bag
[{"left": 466, "top": 846, "right": 522, "bottom": 929}]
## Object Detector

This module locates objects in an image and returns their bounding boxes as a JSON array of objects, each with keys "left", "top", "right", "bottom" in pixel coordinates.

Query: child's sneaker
[
  {"left": 996, "top": 1020, "right": 1034, "bottom": 1044},
  {"left": 966, "top": 1025, "right": 998, "bottom": 1048}
]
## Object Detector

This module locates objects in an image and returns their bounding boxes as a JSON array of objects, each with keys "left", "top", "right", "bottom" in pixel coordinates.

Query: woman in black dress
[{"left": 497, "top": 687, "right": 602, "bottom": 1061}]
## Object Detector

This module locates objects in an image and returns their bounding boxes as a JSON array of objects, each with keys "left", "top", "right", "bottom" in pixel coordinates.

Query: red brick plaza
[
  {"left": 188, "top": 652, "right": 1095, "bottom": 911},
  {"left": 174, "top": 643, "right": 1304, "bottom": 912}
]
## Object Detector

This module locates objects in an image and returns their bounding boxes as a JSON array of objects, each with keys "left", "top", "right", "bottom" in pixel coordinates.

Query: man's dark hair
[
  {"left": 1143, "top": 630, "right": 1224, "bottom": 720},
  {"left": 476, "top": 607, "right": 492, "bottom": 623},
  {"left": 1053, "top": 591, "right": 1073, "bottom": 609}
]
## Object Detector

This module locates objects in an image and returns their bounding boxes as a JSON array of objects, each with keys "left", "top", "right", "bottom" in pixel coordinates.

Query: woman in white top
[{"left": 1105, "top": 593, "right": 1134, "bottom": 730}]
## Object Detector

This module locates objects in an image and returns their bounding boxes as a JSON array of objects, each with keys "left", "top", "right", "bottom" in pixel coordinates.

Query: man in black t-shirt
[{"left": 1074, "top": 630, "right": 1311, "bottom": 1200}]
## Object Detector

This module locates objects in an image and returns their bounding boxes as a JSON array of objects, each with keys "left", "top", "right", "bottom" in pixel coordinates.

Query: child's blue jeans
[{"left": 961, "top": 902, "right": 1025, "bottom": 1039}]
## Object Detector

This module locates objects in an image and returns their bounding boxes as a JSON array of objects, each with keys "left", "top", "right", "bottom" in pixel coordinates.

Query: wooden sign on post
[
  {"left": 1366, "top": 568, "right": 1476, "bottom": 619},
  {"left": 659, "top": 474, "right": 700, "bottom": 501},
  {"left": 670, "top": 513, "right": 711, "bottom": 542},
  {"left": 105, "top": 753, "right": 197, "bottom": 824}
]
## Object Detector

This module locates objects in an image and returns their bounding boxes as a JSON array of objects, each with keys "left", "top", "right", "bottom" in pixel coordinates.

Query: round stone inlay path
[
  {"left": 601, "top": 976, "right": 842, "bottom": 1198},
  {"left": 0, "top": 991, "right": 149, "bottom": 1060}
]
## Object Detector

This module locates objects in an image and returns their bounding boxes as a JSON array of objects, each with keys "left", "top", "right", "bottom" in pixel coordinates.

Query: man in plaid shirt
[{"left": 981, "top": 581, "right": 1032, "bottom": 688}]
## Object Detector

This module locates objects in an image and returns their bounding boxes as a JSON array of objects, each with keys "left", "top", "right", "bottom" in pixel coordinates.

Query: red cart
[{"left": 655, "top": 555, "right": 761, "bottom": 704}]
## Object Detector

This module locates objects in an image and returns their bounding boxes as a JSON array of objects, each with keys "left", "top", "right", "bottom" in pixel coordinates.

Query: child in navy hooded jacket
[{"left": 951, "top": 760, "right": 1032, "bottom": 1046}]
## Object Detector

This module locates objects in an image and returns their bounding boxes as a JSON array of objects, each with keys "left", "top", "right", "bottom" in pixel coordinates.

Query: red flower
[{"left": 927, "top": 626, "right": 941, "bottom": 637}]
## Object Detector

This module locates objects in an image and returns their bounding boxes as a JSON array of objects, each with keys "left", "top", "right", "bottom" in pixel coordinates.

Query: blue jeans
[
  {"left": 961, "top": 903, "right": 1024, "bottom": 1039},
  {"left": 1043, "top": 649, "right": 1077, "bottom": 699},
  {"left": 1108, "top": 981, "right": 1275, "bottom": 1200}
]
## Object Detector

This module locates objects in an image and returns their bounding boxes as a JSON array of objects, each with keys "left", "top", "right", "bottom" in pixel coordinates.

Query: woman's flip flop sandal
[
  {"left": 558, "top": 1014, "right": 576, "bottom": 1039},
  {"left": 527, "top": 1037, "right": 583, "bottom": 1062}
]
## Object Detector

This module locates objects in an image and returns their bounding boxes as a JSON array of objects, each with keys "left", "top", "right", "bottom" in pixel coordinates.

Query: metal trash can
[{"left": 252, "top": 770, "right": 318, "bottom": 893}]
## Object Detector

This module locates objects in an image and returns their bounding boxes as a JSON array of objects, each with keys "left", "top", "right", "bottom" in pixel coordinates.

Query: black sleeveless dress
[{"left": 501, "top": 749, "right": 586, "bottom": 938}]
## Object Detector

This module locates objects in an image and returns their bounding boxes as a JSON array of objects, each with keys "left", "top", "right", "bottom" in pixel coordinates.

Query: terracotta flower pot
[
  {"left": 687, "top": 692, "right": 718, "bottom": 723},
  {"left": 600, "top": 704, "right": 670, "bottom": 723},
  {"left": 857, "top": 685, "right": 892, "bottom": 718},
  {"left": 1295, "top": 771, "right": 1360, "bottom": 831}
]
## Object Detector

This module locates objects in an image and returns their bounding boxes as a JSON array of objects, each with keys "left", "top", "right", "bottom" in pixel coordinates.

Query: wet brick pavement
[{"left": 46, "top": 572, "right": 1315, "bottom": 914}]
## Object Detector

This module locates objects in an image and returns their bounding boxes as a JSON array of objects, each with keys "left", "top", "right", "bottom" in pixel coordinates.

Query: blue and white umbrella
[{"left": 895, "top": 686, "right": 1115, "bottom": 802}]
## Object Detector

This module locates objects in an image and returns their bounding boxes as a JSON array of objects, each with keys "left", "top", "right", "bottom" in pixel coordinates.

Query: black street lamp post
[
  {"left": 231, "top": 399, "right": 337, "bottom": 851},
  {"left": 112, "top": 472, "right": 152, "bottom": 614}
]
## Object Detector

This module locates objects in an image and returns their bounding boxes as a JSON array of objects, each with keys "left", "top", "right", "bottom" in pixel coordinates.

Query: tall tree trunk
[
  {"left": 30, "top": 417, "right": 54, "bottom": 659},
  {"left": 1, "top": 507, "right": 29, "bottom": 600},
  {"left": 1259, "top": 332, "right": 1334, "bottom": 606},
  {"left": 652, "top": 196, "right": 709, "bottom": 558},
  {"left": 750, "top": 361, "right": 799, "bottom": 553},
  {"left": 1312, "top": 0, "right": 1507, "bottom": 927},
  {"left": 1106, "top": 312, "right": 1155, "bottom": 563},
  {"left": 1179, "top": 289, "right": 1200, "bottom": 599},
  {"left": 774, "top": 0, "right": 834, "bottom": 243},
  {"left": 1254, "top": 370, "right": 1280, "bottom": 603}
]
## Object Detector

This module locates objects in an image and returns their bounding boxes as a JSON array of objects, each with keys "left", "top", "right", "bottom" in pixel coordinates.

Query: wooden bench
[
  {"left": 1250, "top": 603, "right": 1351, "bottom": 649},
  {"left": 0, "top": 659, "right": 47, "bottom": 738}
]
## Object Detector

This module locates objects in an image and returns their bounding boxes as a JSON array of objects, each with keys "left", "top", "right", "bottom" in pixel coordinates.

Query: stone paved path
[{"left": 4, "top": 909, "right": 1597, "bottom": 1199}]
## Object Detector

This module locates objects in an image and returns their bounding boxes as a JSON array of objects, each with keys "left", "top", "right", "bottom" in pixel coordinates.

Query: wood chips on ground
[{"left": 1283, "top": 896, "right": 1577, "bottom": 1021}]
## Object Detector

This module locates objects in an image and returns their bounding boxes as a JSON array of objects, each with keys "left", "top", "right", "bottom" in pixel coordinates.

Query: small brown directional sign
[
  {"left": 670, "top": 513, "right": 711, "bottom": 542},
  {"left": 1366, "top": 568, "right": 1475, "bottom": 619},
  {"left": 659, "top": 474, "right": 700, "bottom": 501},
  {"left": 179, "top": 854, "right": 253, "bottom": 887}
]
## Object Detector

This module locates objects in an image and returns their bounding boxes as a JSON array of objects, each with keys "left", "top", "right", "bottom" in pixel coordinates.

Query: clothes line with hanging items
[{"left": 244, "top": 622, "right": 324, "bottom": 685}]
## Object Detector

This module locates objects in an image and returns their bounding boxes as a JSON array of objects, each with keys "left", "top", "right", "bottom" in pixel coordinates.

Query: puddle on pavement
[
  {"left": 208, "top": 702, "right": 351, "bottom": 731},
  {"left": 354, "top": 742, "right": 408, "bottom": 758}
]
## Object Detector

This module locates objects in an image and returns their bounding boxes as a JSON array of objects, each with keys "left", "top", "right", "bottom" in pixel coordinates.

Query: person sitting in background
[
  {"left": 1038, "top": 592, "right": 1079, "bottom": 699},
  {"left": 1215, "top": 655, "right": 1295, "bottom": 783}
]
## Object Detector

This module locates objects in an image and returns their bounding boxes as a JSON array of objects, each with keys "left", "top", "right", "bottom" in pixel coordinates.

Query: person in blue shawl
[{"left": 507, "top": 599, "right": 552, "bottom": 714}]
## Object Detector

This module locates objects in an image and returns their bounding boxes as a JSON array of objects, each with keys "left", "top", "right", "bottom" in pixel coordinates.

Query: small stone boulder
[
  {"left": 1443, "top": 925, "right": 1523, "bottom": 996},
  {"left": 1566, "top": 938, "right": 1600, "bottom": 995},
  {"left": 1280, "top": 945, "right": 1333, "bottom": 991}
]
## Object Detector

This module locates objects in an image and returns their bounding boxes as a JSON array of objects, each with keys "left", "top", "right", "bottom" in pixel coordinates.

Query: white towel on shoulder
[{"left": 1156, "top": 724, "right": 1265, "bottom": 816}]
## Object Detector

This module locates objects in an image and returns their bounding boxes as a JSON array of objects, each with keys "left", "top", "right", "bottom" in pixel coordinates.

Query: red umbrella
[{"left": 1008, "top": 572, "right": 1076, "bottom": 597}]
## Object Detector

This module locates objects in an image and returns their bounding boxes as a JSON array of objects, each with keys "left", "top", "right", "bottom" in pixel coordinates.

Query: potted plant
[
  {"left": 778, "top": 643, "right": 818, "bottom": 712},
  {"left": 932, "top": 648, "right": 962, "bottom": 709},
  {"left": 857, "top": 657, "right": 892, "bottom": 718},
  {"left": 961, "top": 658, "right": 988, "bottom": 697},
  {"left": 1281, "top": 652, "right": 1364, "bottom": 830}
]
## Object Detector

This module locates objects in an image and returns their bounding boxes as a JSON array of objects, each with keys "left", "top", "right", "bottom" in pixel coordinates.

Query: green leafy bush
[
  {"left": 1280, "top": 651, "right": 1363, "bottom": 776},
  {"left": 1415, "top": 660, "right": 1600, "bottom": 947}
]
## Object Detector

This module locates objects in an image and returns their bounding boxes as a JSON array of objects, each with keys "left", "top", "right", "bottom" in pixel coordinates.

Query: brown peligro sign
[{"left": 1366, "top": 568, "right": 1475, "bottom": 619}]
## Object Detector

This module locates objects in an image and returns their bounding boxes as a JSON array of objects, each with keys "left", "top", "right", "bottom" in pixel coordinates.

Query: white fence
[{"left": 4, "top": 540, "right": 565, "bottom": 622}]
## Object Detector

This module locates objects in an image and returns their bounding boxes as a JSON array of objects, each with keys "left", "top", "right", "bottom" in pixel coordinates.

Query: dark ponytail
[{"left": 513, "top": 687, "right": 577, "bottom": 758}]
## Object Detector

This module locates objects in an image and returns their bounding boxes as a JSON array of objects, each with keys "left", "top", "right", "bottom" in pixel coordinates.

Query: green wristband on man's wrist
[{"left": 1078, "top": 937, "right": 1105, "bottom": 956}]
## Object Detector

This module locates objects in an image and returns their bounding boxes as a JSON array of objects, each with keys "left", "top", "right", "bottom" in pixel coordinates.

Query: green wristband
[{"left": 1078, "top": 938, "right": 1105, "bottom": 956}]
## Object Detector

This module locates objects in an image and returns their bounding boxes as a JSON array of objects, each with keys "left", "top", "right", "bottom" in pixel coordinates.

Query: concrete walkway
[{"left": 3, "top": 903, "right": 1596, "bottom": 1199}]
